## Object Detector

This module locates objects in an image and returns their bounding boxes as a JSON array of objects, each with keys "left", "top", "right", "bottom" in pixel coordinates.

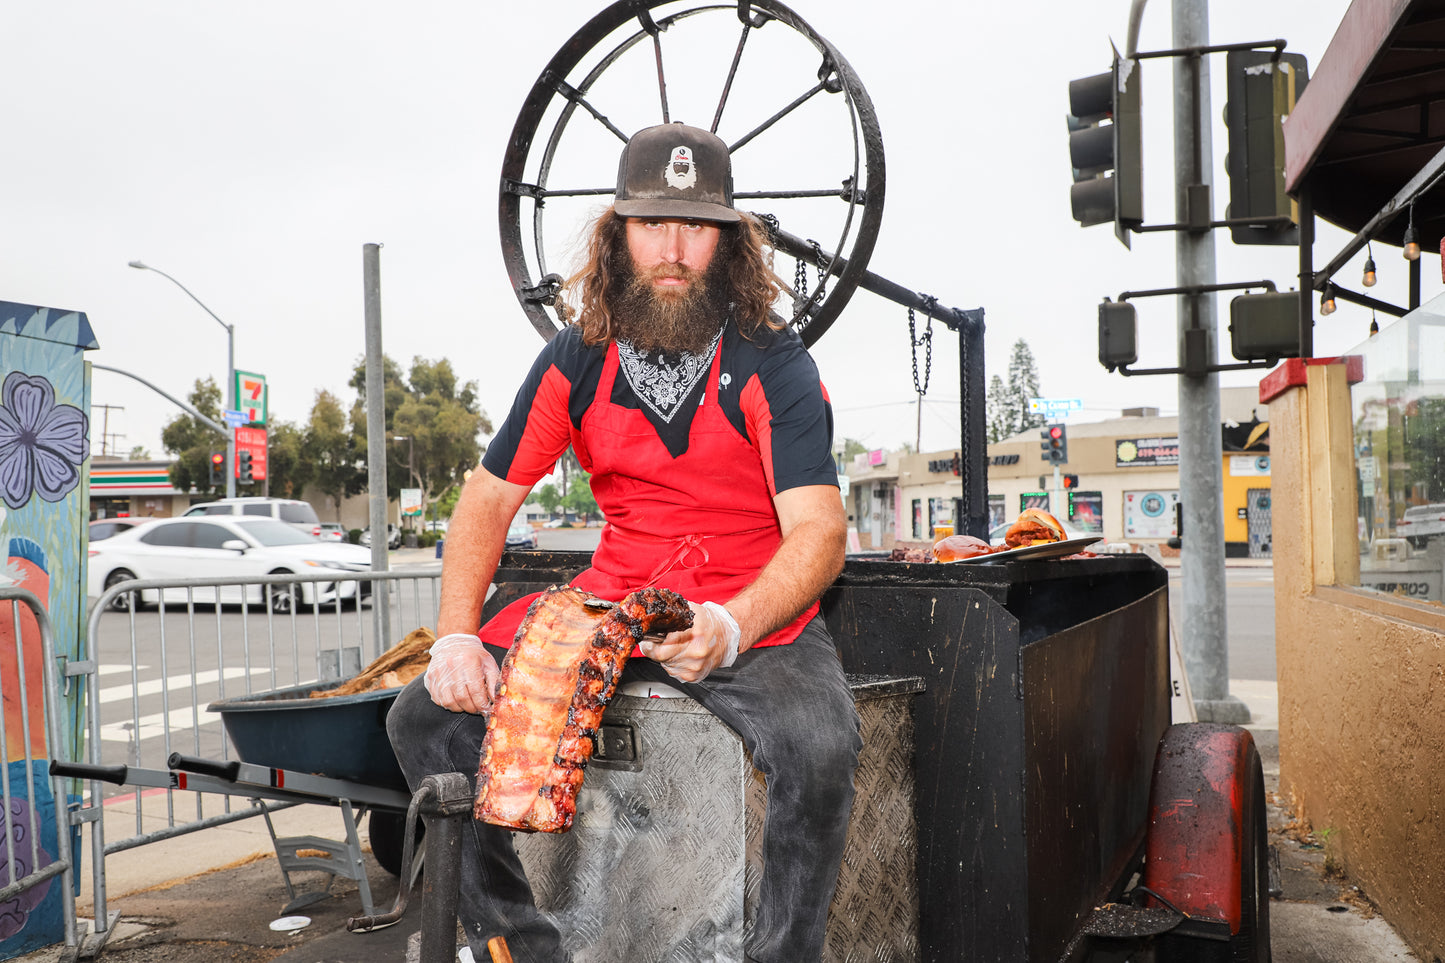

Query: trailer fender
[{"left": 1141, "top": 722, "right": 1265, "bottom": 937}]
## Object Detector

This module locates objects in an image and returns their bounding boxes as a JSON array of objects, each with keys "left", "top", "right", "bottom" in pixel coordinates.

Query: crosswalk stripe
[{"left": 97, "top": 667, "right": 268, "bottom": 705}]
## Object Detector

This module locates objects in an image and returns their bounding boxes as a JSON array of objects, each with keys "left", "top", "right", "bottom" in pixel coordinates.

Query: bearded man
[{"left": 387, "top": 122, "right": 859, "bottom": 963}]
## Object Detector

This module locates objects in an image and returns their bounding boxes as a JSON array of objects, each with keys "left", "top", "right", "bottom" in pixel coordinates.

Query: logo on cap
[{"left": 663, "top": 146, "right": 698, "bottom": 191}]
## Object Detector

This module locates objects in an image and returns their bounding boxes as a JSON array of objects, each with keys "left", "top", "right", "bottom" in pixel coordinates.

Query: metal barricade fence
[
  {"left": 63, "top": 567, "right": 442, "bottom": 954},
  {"left": 0, "top": 586, "right": 80, "bottom": 953}
]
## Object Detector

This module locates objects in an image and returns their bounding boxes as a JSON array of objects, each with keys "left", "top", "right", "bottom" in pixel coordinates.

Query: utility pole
[
  {"left": 94, "top": 403, "right": 124, "bottom": 457},
  {"left": 1172, "top": 0, "right": 1246, "bottom": 723}
]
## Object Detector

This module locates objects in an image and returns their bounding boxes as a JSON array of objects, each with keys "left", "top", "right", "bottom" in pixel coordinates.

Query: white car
[
  {"left": 88, "top": 516, "right": 372, "bottom": 613},
  {"left": 1397, "top": 503, "right": 1445, "bottom": 548}
]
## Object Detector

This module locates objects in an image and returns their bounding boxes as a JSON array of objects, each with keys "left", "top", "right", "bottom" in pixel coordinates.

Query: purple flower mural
[{"left": 0, "top": 372, "right": 88, "bottom": 510}]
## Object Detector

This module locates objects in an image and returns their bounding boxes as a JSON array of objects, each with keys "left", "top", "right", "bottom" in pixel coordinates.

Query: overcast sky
[{"left": 3, "top": 0, "right": 1379, "bottom": 465}]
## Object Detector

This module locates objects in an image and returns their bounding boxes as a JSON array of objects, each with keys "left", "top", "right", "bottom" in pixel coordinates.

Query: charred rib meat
[{"left": 474, "top": 585, "right": 693, "bottom": 833}]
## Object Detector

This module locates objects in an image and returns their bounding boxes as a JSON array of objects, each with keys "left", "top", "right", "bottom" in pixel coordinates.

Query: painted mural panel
[{"left": 0, "top": 301, "right": 95, "bottom": 958}]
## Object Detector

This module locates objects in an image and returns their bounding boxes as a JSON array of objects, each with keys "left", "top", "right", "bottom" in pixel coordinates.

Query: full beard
[{"left": 609, "top": 240, "right": 733, "bottom": 355}]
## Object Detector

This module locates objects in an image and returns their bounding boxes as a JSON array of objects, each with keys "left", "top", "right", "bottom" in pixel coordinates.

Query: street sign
[
  {"left": 1028, "top": 397, "right": 1083, "bottom": 416},
  {"left": 234, "top": 426, "right": 268, "bottom": 481},
  {"left": 234, "top": 371, "right": 268, "bottom": 425},
  {"left": 222, "top": 409, "right": 248, "bottom": 427}
]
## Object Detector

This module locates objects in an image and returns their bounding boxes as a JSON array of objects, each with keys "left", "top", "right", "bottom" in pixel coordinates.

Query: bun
[
  {"left": 932, "top": 534, "right": 994, "bottom": 562},
  {"left": 1004, "top": 508, "right": 1066, "bottom": 548}
]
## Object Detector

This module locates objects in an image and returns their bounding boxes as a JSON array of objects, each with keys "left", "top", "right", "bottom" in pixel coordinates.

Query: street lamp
[{"left": 128, "top": 260, "right": 237, "bottom": 498}]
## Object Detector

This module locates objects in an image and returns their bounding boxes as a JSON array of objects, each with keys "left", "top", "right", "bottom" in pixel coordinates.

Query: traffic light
[
  {"left": 237, "top": 450, "right": 254, "bottom": 484},
  {"left": 1224, "top": 50, "right": 1308, "bottom": 245},
  {"left": 1062, "top": 474, "right": 1080, "bottom": 489},
  {"left": 1039, "top": 424, "right": 1069, "bottom": 465},
  {"left": 1098, "top": 298, "right": 1138, "bottom": 371},
  {"left": 1068, "top": 53, "right": 1142, "bottom": 248},
  {"left": 208, "top": 451, "right": 225, "bottom": 487},
  {"left": 1229, "top": 290, "right": 1302, "bottom": 361}
]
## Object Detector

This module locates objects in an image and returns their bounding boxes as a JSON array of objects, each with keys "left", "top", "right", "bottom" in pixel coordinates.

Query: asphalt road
[{"left": 1168, "top": 565, "right": 1278, "bottom": 681}]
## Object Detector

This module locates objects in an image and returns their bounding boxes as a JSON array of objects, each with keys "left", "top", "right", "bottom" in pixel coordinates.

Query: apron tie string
[{"left": 645, "top": 533, "right": 710, "bottom": 584}]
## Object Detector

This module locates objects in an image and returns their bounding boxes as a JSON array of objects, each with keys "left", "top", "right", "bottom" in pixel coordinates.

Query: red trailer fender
[{"left": 1141, "top": 722, "right": 1264, "bottom": 935}]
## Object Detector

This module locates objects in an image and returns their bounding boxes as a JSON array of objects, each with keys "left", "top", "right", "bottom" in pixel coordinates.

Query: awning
[{"left": 1284, "top": 0, "right": 1445, "bottom": 246}]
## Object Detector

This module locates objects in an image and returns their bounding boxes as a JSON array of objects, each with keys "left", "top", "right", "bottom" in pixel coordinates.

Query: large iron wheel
[{"left": 499, "top": 0, "right": 885, "bottom": 348}]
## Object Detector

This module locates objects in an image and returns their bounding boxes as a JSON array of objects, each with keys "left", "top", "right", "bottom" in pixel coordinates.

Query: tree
[
  {"left": 348, "top": 355, "right": 494, "bottom": 520},
  {"left": 160, "top": 378, "right": 227, "bottom": 495},
  {"left": 562, "top": 475, "right": 599, "bottom": 524},
  {"left": 985, "top": 375, "right": 1013, "bottom": 444},
  {"left": 1002, "top": 339, "right": 1044, "bottom": 438},
  {"left": 533, "top": 483, "right": 563, "bottom": 515},
  {"left": 262, "top": 419, "right": 310, "bottom": 498},
  {"left": 127, "top": 445, "right": 151, "bottom": 461},
  {"left": 306, "top": 389, "right": 362, "bottom": 516}
]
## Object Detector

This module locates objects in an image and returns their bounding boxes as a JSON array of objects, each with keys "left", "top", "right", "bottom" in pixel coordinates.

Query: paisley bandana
[{"left": 616, "top": 327, "right": 723, "bottom": 424}]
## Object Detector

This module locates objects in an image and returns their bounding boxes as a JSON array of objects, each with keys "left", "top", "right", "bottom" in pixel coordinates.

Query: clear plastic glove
[
  {"left": 424, "top": 633, "right": 501, "bottom": 715},
  {"left": 638, "top": 601, "right": 740, "bottom": 683}
]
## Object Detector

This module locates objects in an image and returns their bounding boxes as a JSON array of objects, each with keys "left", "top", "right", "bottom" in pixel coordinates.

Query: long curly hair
[{"left": 560, "top": 207, "right": 783, "bottom": 345}]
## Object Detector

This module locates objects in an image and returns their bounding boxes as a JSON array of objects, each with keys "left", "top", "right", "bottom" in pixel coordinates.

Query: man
[{"left": 387, "top": 122, "right": 859, "bottom": 963}]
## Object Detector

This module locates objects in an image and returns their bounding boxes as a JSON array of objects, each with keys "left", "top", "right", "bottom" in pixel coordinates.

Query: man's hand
[
  {"left": 424, "top": 634, "right": 502, "bottom": 714},
  {"left": 639, "top": 601, "right": 740, "bottom": 683}
]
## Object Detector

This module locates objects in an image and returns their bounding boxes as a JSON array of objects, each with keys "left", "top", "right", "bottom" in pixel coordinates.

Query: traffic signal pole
[{"left": 1172, "top": 0, "right": 1246, "bottom": 723}]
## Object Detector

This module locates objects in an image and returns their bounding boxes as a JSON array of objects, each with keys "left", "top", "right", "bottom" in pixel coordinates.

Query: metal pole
[
  {"left": 1172, "top": 0, "right": 1245, "bottom": 722},
  {"left": 226, "top": 325, "right": 236, "bottom": 499},
  {"left": 363, "top": 244, "right": 391, "bottom": 659}
]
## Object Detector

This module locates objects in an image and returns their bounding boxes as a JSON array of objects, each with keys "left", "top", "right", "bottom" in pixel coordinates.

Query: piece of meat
[
  {"left": 932, "top": 533, "right": 995, "bottom": 562},
  {"left": 1005, "top": 508, "right": 1066, "bottom": 548},
  {"left": 474, "top": 585, "right": 693, "bottom": 833}
]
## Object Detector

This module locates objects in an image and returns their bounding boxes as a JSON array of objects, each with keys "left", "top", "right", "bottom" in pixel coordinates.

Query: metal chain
[
  {"left": 809, "top": 239, "right": 829, "bottom": 300},
  {"left": 909, "top": 302, "right": 933, "bottom": 396},
  {"left": 795, "top": 254, "right": 809, "bottom": 301}
]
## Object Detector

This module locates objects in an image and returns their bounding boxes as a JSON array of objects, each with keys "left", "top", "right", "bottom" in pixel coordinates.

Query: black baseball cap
[{"left": 614, "top": 122, "right": 740, "bottom": 223}]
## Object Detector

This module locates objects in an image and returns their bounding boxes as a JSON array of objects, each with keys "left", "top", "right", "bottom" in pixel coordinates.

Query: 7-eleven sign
[{"left": 234, "top": 370, "right": 267, "bottom": 426}]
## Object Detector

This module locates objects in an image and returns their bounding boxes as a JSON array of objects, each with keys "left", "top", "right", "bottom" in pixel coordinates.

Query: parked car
[
  {"left": 360, "top": 524, "right": 403, "bottom": 550},
  {"left": 506, "top": 521, "right": 539, "bottom": 550},
  {"left": 183, "top": 497, "right": 322, "bottom": 538},
  {"left": 544, "top": 517, "right": 569, "bottom": 528},
  {"left": 1397, "top": 503, "right": 1445, "bottom": 548},
  {"left": 89, "top": 517, "right": 153, "bottom": 542},
  {"left": 317, "top": 522, "right": 347, "bottom": 542},
  {"left": 88, "top": 516, "right": 371, "bottom": 613}
]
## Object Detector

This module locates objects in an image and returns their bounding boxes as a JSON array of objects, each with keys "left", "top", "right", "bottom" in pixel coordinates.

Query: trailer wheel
[
  {"left": 1143, "top": 722, "right": 1271, "bottom": 962},
  {"left": 499, "top": 0, "right": 885, "bottom": 349},
  {"left": 369, "top": 810, "right": 423, "bottom": 878}
]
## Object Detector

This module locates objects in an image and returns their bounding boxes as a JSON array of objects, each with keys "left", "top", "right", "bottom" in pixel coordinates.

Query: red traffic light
[
  {"left": 1048, "top": 426, "right": 1064, "bottom": 440},
  {"left": 210, "top": 452, "right": 225, "bottom": 466}
]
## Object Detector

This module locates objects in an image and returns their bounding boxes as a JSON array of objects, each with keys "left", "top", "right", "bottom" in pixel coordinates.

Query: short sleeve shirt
[{"left": 482, "top": 322, "right": 838, "bottom": 495}]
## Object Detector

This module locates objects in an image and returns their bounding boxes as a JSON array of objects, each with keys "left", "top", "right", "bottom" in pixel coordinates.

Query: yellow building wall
[
  {"left": 1271, "top": 361, "right": 1445, "bottom": 963},
  {"left": 1220, "top": 454, "right": 1272, "bottom": 546}
]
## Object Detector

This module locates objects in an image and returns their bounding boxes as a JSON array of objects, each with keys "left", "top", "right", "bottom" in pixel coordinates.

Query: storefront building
[{"left": 844, "top": 388, "right": 1272, "bottom": 556}]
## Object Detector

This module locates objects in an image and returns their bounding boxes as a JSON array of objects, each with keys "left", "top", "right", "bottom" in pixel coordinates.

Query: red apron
[{"left": 478, "top": 341, "right": 818, "bottom": 649}]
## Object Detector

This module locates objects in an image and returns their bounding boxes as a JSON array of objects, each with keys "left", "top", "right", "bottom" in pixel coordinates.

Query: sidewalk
[{"left": 12, "top": 668, "right": 1421, "bottom": 962}]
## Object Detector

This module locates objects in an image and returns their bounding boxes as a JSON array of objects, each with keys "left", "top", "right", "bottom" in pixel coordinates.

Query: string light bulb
[
  {"left": 1403, "top": 203, "right": 1421, "bottom": 261},
  {"left": 1363, "top": 245, "right": 1377, "bottom": 287},
  {"left": 1320, "top": 284, "right": 1337, "bottom": 316},
  {"left": 1369, "top": 311, "right": 1379, "bottom": 337}
]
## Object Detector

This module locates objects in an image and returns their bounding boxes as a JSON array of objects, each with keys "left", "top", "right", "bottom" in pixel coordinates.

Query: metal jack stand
[
  {"left": 262, "top": 798, "right": 378, "bottom": 917},
  {"left": 348, "top": 772, "right": 473, "bottom": 963}
]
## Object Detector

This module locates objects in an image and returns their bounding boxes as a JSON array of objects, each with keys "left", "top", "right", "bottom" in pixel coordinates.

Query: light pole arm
[{"left": 129, "top": 260, "right": 238, "bottom": 498}]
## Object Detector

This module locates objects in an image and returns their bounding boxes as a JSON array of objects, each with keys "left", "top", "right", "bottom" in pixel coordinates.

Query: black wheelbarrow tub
[{"left": 209, "top": 682, "right": 409, "bottom": 792}]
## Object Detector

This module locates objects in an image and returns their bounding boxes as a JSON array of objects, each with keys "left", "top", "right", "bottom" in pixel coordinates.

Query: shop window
[{"left": 1351, "top": 301, "right": 1445, "bottom": 602}]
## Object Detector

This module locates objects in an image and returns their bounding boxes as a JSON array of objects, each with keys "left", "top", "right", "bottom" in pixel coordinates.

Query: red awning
[{"left": 1284, "top": 0, "right": 1445, "bottom": 246}]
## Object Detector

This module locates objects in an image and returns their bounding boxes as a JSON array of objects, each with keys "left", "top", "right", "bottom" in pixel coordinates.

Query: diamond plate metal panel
[{"left": 516, "top": 678, "right": 920, "bottom": 963}]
